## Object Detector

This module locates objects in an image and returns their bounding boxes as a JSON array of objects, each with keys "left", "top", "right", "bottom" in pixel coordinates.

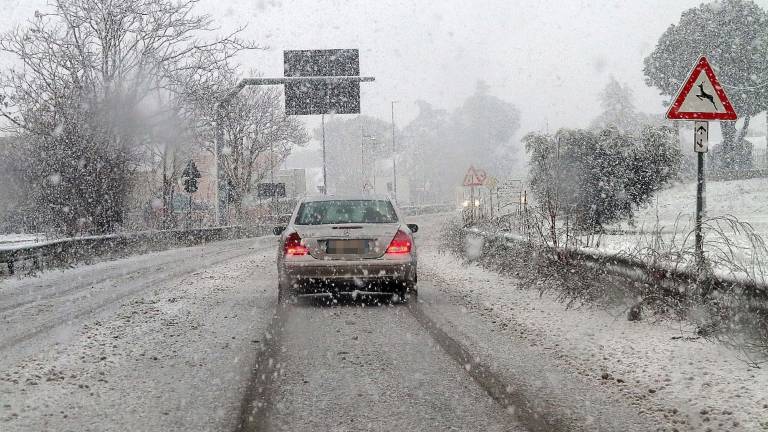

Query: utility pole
[{"left": 391, "top": 101, "right": 398, "bottom": 203}]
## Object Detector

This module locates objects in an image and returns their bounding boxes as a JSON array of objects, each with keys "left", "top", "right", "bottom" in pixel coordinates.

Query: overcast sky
[
  {"left": 3, "top": 0, "right": 767, "bottom": 167},
  {"left": 191, "top": 0, "right": 768, "bottom": 129}
]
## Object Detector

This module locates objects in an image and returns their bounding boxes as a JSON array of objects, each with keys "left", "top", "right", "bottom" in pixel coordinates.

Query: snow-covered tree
[
  {"left": 0, "top": 0, "right": 253, "bottom": 234},
  {"left": 590, "top": 77, "right": 640, "bottom": 132},
  {"left": 449, "top": 81, "right": 521, "bottom": 177},
  {"left": 0, "top": 136, "right": 26, "bottom": 231},
  {"left": 643, "top": 0, "right": 768, "bottom": 170},
  {"left": 401, "top": 101, "right": 451, "bottom": 203},
  {"left": 400, "top": 82, "right": 521, "bottom": 204},
  {"left": 526, "top": 126, "right": 681, "bottom": 233}
]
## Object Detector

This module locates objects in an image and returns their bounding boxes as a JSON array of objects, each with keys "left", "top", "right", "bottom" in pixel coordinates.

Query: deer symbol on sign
[{"left": 696, "top": 82, "right": 717, "bottom": 110}]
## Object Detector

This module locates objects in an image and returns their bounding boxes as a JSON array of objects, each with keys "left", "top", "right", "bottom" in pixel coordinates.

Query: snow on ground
[
  {"left": 605, "top": 177, "right": 768, "bottom": 239},
  {"left": 420, "top": 248, "right": 768, "bottom": 431},
  {"left": 580, "top": 177, "right": 768, "bottom": 277},
  {"left": 0, "top": 240, "right": 278, "bottom": 432},
  {"left": 632, "top": 177, "right": 768, "bottom": 231}
]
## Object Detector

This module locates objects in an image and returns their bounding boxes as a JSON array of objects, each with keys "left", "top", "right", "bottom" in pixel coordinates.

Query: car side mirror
[
  {"left": 407, "top": 223, "right": 419, "bottom": 233},
  {"left": 273, "top": 226, "right": 286, "bottom": 236}
]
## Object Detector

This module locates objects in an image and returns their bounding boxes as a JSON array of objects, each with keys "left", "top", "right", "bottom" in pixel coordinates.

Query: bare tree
[
  {"left": 0, "top": 0, "right": 255, "bottom": 234},
  {"left": 190, "top": 82, "right": 309, "bottom": 223}
]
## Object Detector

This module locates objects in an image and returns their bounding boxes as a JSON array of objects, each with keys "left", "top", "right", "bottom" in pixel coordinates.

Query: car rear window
[{"left": 295, "top": 200, "right": 398, "bottom": 225}]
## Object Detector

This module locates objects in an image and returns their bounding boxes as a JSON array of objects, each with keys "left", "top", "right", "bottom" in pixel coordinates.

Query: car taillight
[
  {"left": 386, "top": 230, "right": 412, "bottom": 254},
  {"left": 284, "top": 232, "right": 308, "bottom": 256}
]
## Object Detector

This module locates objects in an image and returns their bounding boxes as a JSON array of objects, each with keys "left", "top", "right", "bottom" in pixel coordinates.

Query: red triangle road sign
[
  {"left": 463, "top": 166, "right": 483, "bottom": 186},
  {"left": 666, "top": 56, "right": 737, "bottom": 121},
  {"left": 463, "top": 166, "right": 487, "bottom": 187}
]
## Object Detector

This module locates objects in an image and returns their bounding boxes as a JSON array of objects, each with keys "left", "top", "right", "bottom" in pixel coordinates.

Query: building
[{"left": 273, "top": 168, "right": 307, "bottom": 198}]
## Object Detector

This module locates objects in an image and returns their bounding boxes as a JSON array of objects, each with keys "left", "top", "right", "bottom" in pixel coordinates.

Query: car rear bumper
[{"left": 280, "top": 256, "right": 416, "bottom": 292}]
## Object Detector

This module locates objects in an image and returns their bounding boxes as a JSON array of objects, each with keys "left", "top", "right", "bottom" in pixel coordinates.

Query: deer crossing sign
[
  {"left": 666, "top": 56, "right": 737, "bottom": 121},
  {"left": 665, "top": 55, "right": 737, "bottom": 272}
]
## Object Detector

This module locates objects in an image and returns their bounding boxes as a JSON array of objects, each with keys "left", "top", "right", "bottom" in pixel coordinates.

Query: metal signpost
[
  {"left": 485, "top": 176, "right": 498, "bottom": 219},
  {"left": 181, "top": 160, "right": 201, "bottom": 227},
  {"left": 666, "top": 56, "right": 737, "bottom": 269},
  {"left": 214, "top": 49, "right": 375, "bottom": 225},
  {"left": 257, "top": 183, "right": 287, "bottom": 199},
  {"left": 462, "top": 166, "right": 487, "bottom": 224},
  {"left": 497, "top": 178, "right": 522, "bottom": 215},
  {"left": 283, "top": 49, "right": 362, "bottom": 115}
]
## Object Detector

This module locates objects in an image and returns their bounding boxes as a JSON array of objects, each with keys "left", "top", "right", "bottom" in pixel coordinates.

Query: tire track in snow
[
  {"left": 235, "top": 304, "right": 290, "bottom": 432},
  {"left": 236, "top": 293, "right": 549, "bottom": 432},
  {"left": 408, "top": 299, "right": 570, "bottom": 432}
]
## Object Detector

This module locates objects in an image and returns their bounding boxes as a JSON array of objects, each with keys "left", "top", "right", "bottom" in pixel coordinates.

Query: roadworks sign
[{"left": 463, "top": 166, "right": 487, "bottom": 187}]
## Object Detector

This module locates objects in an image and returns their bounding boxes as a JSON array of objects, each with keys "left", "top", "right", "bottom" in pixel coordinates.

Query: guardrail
[
  {"left": 463, "top": 227, "right": 768, "bottom": 299},
  {"left": 401, "top": 204, "right": 456, "bottom": 216},
  {"left": 0, "top": 225, "right": 269, "bottom": 276}
]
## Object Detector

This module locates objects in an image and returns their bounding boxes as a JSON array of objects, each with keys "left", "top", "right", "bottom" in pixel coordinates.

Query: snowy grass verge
[{"left": 443, "top": 218, "right": 768, "bottom": 366}]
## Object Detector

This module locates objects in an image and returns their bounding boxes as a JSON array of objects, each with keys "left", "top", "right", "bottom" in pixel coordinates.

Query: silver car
[{"left": 273, "top": 195, "right": 418, "bottom": 303}]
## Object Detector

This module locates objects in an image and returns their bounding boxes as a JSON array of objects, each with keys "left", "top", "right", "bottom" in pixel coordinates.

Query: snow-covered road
[
  {"left": 2, "top": 214, "right": 764, "bottom": 431},
  {"left": 263, "top": 300, "right": 524, "bottom": 432},
  {"left": 1, "top": 237, "right": 279, "bottom": 431}
]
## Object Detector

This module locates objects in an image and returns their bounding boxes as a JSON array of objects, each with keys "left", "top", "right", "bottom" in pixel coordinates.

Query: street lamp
[
  {"left": 360, "top": 125, "right": 377, "bottom": 193},
  {"left": 364, "top": 134, "right": 377, "bottom": 192},
  {"left": 391, "top": 101, "right": 398, "bottom": 203}
]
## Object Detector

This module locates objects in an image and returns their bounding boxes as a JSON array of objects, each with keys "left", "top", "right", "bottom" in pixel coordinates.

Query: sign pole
[
  {"left": 695, "top": 151, "right": 705, "bottom": 267},
  {"left": 462, "top": 165, "right": 488, "bottom": 224},
  {"left": 489, "top": 187, "right": 494, "bottom": 220},
  {"left": 470, "top": 186, "right": 475, "bottom": 225},
  {"left": 694, "top": 120, "right": 709, "bottom": 269}
]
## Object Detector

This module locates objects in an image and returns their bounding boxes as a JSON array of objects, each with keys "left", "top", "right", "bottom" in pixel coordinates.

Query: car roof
[{"left": 300, "top": 194, "right": 394, "bottom": 203}]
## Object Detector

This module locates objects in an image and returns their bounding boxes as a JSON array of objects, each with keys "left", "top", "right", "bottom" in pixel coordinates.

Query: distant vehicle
[{"left": 273, "top": 195, "right": 418, "bottom": 303}]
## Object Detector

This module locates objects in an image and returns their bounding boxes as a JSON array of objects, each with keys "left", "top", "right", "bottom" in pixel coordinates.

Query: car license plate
[{"left": 326, "top": 240, "right": 368, "bottom": 255}]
